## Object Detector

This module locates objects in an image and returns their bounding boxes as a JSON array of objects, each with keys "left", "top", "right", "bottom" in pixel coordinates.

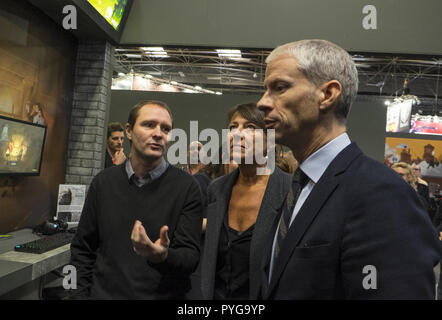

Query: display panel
[
  {"left": 384, "top": 136, "right": 442, "bottom": 196},
  {"left": 0, "top": 116, "right": 46, "bottom": 176},
  {"left": 410, "top": 114, "right": 442, "bottom": 136},
  {"left": 386, "top": 99, "right": 412, "bottom": 133},
  {"left": 87, "top": 0, "right": 129, "bottom": 30}
]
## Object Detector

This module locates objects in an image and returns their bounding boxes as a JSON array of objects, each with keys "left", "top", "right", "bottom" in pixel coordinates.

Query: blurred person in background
[
  {"left": 392, "top": 162, "right": 431, "bottom": 217},
  {"left": 105, "top": 122, "right": 126, "bottom": 168}
]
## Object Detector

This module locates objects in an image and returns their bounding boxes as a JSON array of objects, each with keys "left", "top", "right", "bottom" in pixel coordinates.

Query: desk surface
[{"left": 0, "top": 229, "right": 71, "bottom": 296}]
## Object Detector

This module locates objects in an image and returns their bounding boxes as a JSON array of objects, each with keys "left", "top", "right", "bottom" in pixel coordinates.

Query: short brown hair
[
  {"left": 107, "top": 122, "right": 124, "bottom": 138},
  {"left": 127, "top": 100, "right": 173, "bottom": 129}
]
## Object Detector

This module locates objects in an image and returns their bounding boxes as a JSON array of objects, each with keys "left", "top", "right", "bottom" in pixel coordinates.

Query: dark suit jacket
[
  {"left": 257, "top": 143, "right": 441, "bottom": 300},
  {"left": 201, "top": 166, "right": 292, "bottom": 299}
]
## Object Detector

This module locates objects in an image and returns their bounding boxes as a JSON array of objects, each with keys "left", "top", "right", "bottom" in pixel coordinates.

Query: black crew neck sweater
[{"left": 69, "top": 163, "right": 203, "bottom": 299}]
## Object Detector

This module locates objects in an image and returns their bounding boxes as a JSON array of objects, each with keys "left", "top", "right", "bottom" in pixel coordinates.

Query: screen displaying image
[
  {"left": 0, "top": 116, "right": 46, "bottom": 175},
  {"left": 87, "top": 0, "right": 128, "bottom": 30}
]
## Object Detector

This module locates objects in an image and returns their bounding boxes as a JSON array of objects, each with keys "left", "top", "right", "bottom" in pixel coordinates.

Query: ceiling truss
[{"left": 113, "top": 46, "right": 442, "bottom": 112}]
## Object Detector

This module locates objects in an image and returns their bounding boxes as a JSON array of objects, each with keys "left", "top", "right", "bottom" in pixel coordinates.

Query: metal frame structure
[{"left": 113, "top": 46, "right": 442, "bottom": 114}]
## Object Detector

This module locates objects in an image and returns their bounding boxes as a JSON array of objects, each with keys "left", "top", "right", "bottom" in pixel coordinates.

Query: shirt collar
[
  {"left": 299, "top": 132, "right": 351, "bottom": 184},
  {"left": 125, "top": 157, "right": 169, "bottom": 183}
]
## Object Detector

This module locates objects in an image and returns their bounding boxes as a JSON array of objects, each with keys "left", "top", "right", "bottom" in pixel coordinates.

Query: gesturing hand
[
  {"left": 113, "top": 149, "right": 126, "bottom": 165},
  {"left": 131, "top": 220, "right": 170, "bottom": 263}
]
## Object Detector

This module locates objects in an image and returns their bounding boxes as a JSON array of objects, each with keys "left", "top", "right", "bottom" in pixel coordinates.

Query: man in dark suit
[{"left": 256, "top": 39, "right": 441, "bottom": 299}]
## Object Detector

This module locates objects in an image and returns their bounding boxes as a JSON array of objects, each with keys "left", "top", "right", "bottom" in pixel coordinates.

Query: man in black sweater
[{"left": 70, "top": 100, "right": 203, "bottom": 299}]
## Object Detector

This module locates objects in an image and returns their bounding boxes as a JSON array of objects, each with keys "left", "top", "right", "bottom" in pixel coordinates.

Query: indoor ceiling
[{"left": 112, "top": 46, "right": 442, "bottom": 113}]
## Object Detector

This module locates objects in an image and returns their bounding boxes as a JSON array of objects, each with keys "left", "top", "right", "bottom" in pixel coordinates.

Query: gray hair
[{"left": 266, "top": 39, "right": 358, "bottom": 121}]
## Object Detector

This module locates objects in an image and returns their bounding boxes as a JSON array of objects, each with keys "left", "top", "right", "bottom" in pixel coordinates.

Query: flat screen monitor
[
  {"left": 87, "top": 0, "right": 129, "bottom": 31},
  {"left": 71, "top": 0, "right": 133, "bottom": 43},
  {"left": 0, "top": 115, "right": 47, "bottom": 176}
]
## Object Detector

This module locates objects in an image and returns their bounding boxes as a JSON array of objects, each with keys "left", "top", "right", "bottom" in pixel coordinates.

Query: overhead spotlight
[
  {"left": 118, "top": 72, "right": 125, "bottom": 77},
  {"left": 253, "top": 73, "right": 257, "bottom": 78},
  {"left": 384, "top": 100, "right": 391, "bottom": 106},
  {"left": 215, "top": 92, "right": 222, "bottom": 95},
  {"left": 194, "top": 86, "right": 202, "bottom": 90},
  {"left": 171, "top": 81, "right": 178, "bottom": 85},
  {"left": 145, "top": 74, "right": 153, "bottom": 79}
]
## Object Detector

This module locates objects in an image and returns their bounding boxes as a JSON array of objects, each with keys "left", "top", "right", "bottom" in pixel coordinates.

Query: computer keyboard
[{"left": 14, "top": 232, "right": 74, "bottom": 254}]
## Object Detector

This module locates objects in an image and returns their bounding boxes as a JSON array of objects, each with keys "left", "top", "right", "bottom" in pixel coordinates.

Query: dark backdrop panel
[
  {"left": 347, "top": 95, "right": 387, "bottom": 162},
  {"left": 110, "top": 91, "right": 388, "bottom": 163},
  {"left": 109, "top": 90, "right": 261, "bottom": 157}
]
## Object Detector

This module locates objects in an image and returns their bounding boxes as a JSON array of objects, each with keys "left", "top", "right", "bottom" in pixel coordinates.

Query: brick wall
[{"left": 65, "top": 40, "right": 113, "bottom": 186}]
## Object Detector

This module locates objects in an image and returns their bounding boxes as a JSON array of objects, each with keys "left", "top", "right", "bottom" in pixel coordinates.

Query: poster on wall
[
  {"left": 385, "top": 99, "right": 412, "bottom": 133},
  {"left": 384, "top": 136, "right": 442, "bottom": 194},
  {"left": 56, "top": 184, "right": 86, "bottom": 224},
  {"left": 410, "top": 114, "right": 442, "bottom": 135}
]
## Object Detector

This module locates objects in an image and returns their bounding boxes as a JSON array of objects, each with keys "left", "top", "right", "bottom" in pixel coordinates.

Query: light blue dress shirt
[
  {"left": 268, "top": 132, "right": 351, "bottom": 282},
  {"left": 125, "top": 157, "right": 169, "bottom": 187}
]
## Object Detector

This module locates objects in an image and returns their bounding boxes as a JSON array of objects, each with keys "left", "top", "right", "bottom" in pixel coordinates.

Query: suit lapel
[
  {"left": 260, "top": 210, "right": 282, "bottom": 299},
  {"left": 203, "top": 169, "right": 239, "bottom": 298},
  {"left": 250, "top": 167, "right": 290, "bottom": 299},
  {"left": 267, "top": 143, "right": 363, "bottom": 297},
  {"left": 215, "top": 169, "right": 239, "bottom": 226}
]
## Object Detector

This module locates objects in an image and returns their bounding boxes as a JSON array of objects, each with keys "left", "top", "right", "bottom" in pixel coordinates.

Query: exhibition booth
[{"left": 0, "top": 0, "right": 440, "bottom": 300}]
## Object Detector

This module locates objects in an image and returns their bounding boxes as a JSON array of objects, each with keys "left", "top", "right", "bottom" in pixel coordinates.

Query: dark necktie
[{"left": 273, "top": 168, "right": 309, "bottom": 261}]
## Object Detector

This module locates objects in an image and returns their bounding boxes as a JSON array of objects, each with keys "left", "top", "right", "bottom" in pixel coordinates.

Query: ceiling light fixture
[
  {"left": 141, "top": 47, "right": 168, "bottom": 58},
  {"left": 216, "top": 49, "right": 242, "bottom": 58},
  {"left": 145, "top": 53, "right": 169, "bottom": 58},
  {"left": 124, "top": 54, "right": 142, "bottom": 58},
  {"left": 141, "top": 47, "right": 164, "bottom": 51}
]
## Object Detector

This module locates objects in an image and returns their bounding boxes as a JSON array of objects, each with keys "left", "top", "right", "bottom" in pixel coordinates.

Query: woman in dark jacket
[{"left": 200, "top": 103, "right": 292, "bottom": 300}]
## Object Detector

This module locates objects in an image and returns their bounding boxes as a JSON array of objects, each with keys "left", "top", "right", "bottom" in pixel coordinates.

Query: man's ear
[
  {"left": 318, "top": 80, "right": 342, "bottom": 111},
  {"left": 125, "top": 123, "right": 132, "bottom": 141}
]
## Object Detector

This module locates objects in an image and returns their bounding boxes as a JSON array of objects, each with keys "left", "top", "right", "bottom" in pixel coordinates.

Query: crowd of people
[{"left": 68, "top": 39, "right": 442, "bottom": 300}]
